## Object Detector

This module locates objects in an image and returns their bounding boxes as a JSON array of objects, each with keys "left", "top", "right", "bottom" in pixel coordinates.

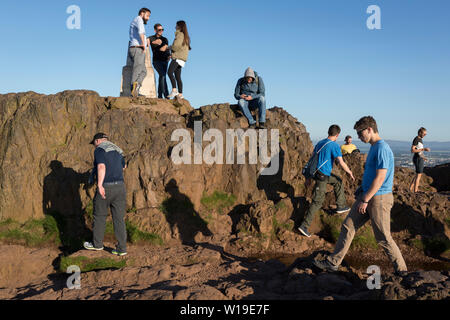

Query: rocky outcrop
[
  {"left": 0, "top": 91, "right": 313, "bottom": 244},
  {"left": 424, "top": 163, "right": 450, "bottom": 192},
  {"left": 0, "top": 90, "right": 448, "bottom": 252}
]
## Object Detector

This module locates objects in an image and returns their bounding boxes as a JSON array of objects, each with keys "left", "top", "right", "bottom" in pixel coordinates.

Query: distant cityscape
[{"left": 393, "top": 151, "right": 450, "bottom": 168}]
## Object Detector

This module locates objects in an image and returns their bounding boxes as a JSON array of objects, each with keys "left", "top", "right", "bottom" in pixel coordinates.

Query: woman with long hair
[{"left": 167, "top": 20, "right": 191, "bottom": 99}]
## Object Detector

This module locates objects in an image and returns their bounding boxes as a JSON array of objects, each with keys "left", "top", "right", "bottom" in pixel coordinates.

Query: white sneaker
[
  {"left": 167, "top": 89, "right": 178, "bottom": 99},
  {"left": 177, "top": 93, "right": 184, "bottom": 99},
  {"left": 83, "top": 241, "right": 104, "bottom": 251}
]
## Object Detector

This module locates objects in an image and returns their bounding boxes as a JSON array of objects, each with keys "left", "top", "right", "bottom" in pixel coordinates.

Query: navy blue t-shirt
[{"left": 94, "top": 148, "right": 125, "bottom": 183}]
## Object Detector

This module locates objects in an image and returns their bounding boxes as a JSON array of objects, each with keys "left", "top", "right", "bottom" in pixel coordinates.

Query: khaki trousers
[{"left": 327, "top": 192, "right": 407, "bottom": 272}]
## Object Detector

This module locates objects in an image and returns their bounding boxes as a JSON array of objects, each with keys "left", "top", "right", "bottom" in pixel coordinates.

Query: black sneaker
[
  {"left": 297, "top": 226, "right": 311, "bottom": 237},
  {"left": 313, "top": 258, "right": 339, "bottom": 272},
  {"left": 336, "top": 206, "right": 351, "bottom": 214},
  {"left": 257, "top": 123, "right": 266, "bottom": 129}
]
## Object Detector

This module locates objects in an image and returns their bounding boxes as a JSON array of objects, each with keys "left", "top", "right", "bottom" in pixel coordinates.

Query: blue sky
[{"left": 0, "top": 0, "right": 449, "bottom": 142}]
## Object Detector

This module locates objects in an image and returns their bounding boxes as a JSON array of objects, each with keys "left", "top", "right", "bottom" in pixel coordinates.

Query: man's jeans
[
  {"left": 238, "top": 96, "right": 266, "bottom": 125},
  {"left": 93, "top": 182, "right": 127, "bottom": 252},
  {"left": 301, "top": 174, "right": 346, "bottom": 230},
  {"left": 327, "top": 192, "right": 407, "bottom": 272},
  {"left": 153, "top": 60, "right": 169, "bottom": 98},
  {"left": 126, "top": 47, "right": 147, "bottom": 86}
]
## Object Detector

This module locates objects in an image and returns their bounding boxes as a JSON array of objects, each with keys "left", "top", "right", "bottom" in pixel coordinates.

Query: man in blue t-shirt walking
[
  {"left": 298, "top": 125, "right": 355, "bottom": 237},
  {"left": 83, "top": 133, "right": 128, "bottom": 256},
  {"left": 314, "top": 116, "right": 407, "bottom": 275}
]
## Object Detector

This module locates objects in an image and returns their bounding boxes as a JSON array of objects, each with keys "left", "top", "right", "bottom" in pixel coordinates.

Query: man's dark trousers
[
  {"left": 93, "top": 182, "right": 127, "bottom": 252},
  {"left": 301, "top": 173, "right": 346, "bottom": 230},
  {"left": 153, "top": 60, "right": 169, "bottom": 98}
]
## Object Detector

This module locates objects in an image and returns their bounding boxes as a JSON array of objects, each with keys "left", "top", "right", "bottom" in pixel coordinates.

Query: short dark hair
[
  {"left": 328, "top": 124, "right": 341, "bottom": 136},
  {"left": 345, "top": 135, "right": 352, "bottom": 141},
  {"left": 154, "top": 23, "right": 162, "bottom": 30},
  {"left": 139, "top": 8, "right": 151, "bottom": 15},
  {"left": 418, "top": 127, "right": 427, "bottom": 135},
  {"left": 354, "top": 116, "right": 378, "bottom": 133}
]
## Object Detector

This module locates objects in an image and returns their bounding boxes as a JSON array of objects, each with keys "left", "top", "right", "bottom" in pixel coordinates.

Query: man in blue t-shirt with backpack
[{"left": 298, "top": 125, "right": 355, "bottom": 237}]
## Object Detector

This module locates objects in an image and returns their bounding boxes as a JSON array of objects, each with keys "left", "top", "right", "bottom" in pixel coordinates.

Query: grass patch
[
  {"left": 320, "top": 211, "right": 378, "bottom": 249},
  {"left": 200, "top": 191, "right": 236, "bottom": 214},
  {"left": 59, "top": 256, "right": 126, "bottom": 273},
  {"left": 0, "top": 215, "right": 61, "bottom": 247},
  {"left": 126, "top": 221, "right": 163, "bottom": 245}
]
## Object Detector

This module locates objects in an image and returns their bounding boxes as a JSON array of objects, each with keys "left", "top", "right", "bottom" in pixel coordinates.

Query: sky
[{"left": 0, "top": 0, "right": 449, "bottom": 142}]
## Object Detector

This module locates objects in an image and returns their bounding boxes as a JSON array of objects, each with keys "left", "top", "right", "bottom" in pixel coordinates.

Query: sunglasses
[
  {"left": 157, "top": 28, "right": 164, "bottom": 32},
  {"left": 357, "top": 128, "right": 368, "bottom": 137}
]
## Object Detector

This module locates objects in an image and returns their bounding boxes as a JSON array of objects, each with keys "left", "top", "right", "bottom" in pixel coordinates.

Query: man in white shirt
[{"left": 127, "top": 8, "right": 151, "bottom": 97}]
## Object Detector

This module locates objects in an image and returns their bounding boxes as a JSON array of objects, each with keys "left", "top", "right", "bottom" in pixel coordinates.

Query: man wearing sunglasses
[
  {"left": 148, "top": 24, "right": 170, "bottom": 99},
  {"left": 314, "top": 116, "right": 407, "bottom": 275}
]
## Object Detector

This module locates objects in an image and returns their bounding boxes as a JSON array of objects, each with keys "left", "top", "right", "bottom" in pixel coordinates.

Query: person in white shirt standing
[
  {"left": 409, "top": 127, "right": 430, "bottom": 193},
  {"left": 127, "top": 8, "right": 151, "bottom": 97}
]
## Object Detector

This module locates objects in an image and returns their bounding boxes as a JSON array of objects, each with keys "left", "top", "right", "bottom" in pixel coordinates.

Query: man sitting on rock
[
  {"left": 84, "top": 133, "right": 128, "bottom": 256},
  {"left": 341, "top": 135, "right": 357, "bottom": 155},
  {"left": 234, "top": 67, "right": 266, "bottom": 129},
  {"left": 298, "top": 125, "right": 355, "bottom": 237},
  {"left": 314, "top": 116, "right": 408, "bottom": 275}
]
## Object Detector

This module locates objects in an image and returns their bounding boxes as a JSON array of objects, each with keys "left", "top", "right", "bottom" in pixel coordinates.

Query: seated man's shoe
[
  {"left": 297, "top": 225, "right": 311, "bottom": 238},
  {"left": 83, "top": 241, "right": 104, "bottom": 251},
  {"left": 336, "top": 206, "right": 351, "bottom": 214},
  {"left": 313, "top": 258, "right": 339, "bottom": 272},
  {"left": 248, "top": 123, "right": 257, "bottom": 129},
  {"left": 257, "top": 122, "right": 266, "bottom": 129}
]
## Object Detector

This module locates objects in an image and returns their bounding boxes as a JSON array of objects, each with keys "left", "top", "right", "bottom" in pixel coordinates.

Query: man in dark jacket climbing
[
  {"left": 83, "top": 133, "right": 128, "bottom": 256},
  {"left": 234, "top": 67, "right": 266, "bottom": 129}
]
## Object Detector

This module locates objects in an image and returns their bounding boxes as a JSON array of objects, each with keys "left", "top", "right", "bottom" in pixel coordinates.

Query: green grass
[
  {"left": 59, "top": 256, "right": 127, "bottom": 273},
  {"left": 126, "top": 221, "right": 163, "bottom": 245},
  {"left": 0, "top": 215, "right": 61, "bottom": 247},
  {"left": 320, "top": 211, "right": 378, "bottom": 249},
  {"left": 200, "top": 191, "right": 236, "bottom": 214}
]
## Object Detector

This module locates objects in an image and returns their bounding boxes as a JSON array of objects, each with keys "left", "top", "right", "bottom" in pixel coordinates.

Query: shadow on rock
[
  {"left": 43, "top": 160, "right": 91, "bottom": 254},
  {"left": 163, "top": 179, "right": 212, "bottom": 245}
]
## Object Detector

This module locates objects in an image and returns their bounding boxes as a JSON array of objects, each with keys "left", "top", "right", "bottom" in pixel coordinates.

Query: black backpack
[{"left": 302, "top": 140, "right": 332, "bottom": 179}]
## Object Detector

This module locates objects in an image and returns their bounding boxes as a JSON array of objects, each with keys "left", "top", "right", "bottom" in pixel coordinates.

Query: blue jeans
[
  {"left": 238, "top": 96, "right": 266, "bottom": 125},
  {"left": 153, "top": 60, "right": 169, "bottom": 98}
]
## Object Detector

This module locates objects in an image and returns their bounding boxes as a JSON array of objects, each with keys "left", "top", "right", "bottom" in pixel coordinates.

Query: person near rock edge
[
  {"left": 148, "top": 23, "right": 170, "bottom": 99},
  {"left": 314, "top": 116, "right": 408, "bottom": 275},
  {"left": 127, "top": 8, "right": 151, "bottom": 98},
  {"left": 167, "top": 20, "right": 191, "bottom": 100},
  {"left": 84, "top": 133, "right": 128, "bottom": 256},
  {"left": 341, "top": 135, "right": 357, "bottom": 155},
  {"left": 297, "top": 125, "right": 355, "bottom": 237},
  {"left": 234, "top": 67, "right": 266, "bottom": 129},
  {"left": 409, "top": 127, "right": 430, "bottom": 193}
]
